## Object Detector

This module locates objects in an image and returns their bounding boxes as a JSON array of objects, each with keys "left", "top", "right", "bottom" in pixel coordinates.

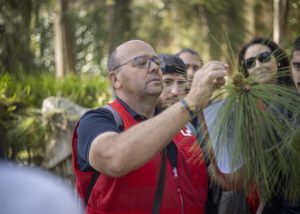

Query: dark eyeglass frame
[
  {"left": 243, "top": 51, "right": 273, "bottom": 70},
  {"left": 112, "top": 55, "right": 161, "bottom": 71},
  {"left": 292, "top": 62, "right": 300, "bottom": 71}
]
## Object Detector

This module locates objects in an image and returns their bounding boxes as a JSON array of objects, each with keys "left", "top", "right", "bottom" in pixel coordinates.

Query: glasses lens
[
  {"left": 244, "top": 52, "right": 272, "bottom": 70},
  {"left": 152, "top": 56, "right": 162, "bottom": 66},
  {"left": 244, "top": 57, "right": 256, "bottom": 69},
  {"left": 133, "top": 56, "right": 149, "bottom": 68},
  {"left": 131, "top": 56, "right": 161, "bottom": 68},
  {"left": 258, "top": 52, "right": 272, "bottom": 63}
]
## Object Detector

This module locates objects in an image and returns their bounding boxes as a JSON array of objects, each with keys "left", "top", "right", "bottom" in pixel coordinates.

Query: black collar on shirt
[{"left": 116, "top": 97, "right": 161, "bottom": 121}]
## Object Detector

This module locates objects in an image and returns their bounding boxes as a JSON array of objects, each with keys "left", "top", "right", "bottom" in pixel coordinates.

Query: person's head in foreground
[{"left": 0, "top": 161, "right": 83, "bottom": 214}]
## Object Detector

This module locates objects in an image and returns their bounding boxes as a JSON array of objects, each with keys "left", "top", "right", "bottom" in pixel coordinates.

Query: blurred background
[{"left": 0, "top": 0, "right": 299, "bottom": 182}]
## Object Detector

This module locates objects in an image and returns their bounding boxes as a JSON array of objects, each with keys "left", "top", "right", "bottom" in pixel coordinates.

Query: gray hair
[{"left": 107, "top": 48, "right": 119, "bottom": 72}]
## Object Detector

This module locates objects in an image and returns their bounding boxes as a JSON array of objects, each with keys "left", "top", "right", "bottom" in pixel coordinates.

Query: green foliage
[
  {"left": 2, "top": 0, "right": 299, "bottom": 75},
  {"left": 71, "top": 1, "right": 110, "bottom": 74},
  {"left": 132, "top": 1, "right": 172, "bottom": 51},
  {"left": 10, "top": 72, "right": 110, "bottom": 108},
  {"left": 209, "top": 72, "right": 300, "bottom": 202},
  {"left": 0, "top": 72, "right": 111, "bottom": 164},
  {"left": 5, "top": 108, "right": 47, "bottom": 164},
  {"left": 157, "top": 0, "right": 246, "bottom": 60}
]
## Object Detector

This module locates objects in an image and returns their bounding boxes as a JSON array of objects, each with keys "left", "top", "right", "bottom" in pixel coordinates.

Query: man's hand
[{"left": 185, "top": 61, "right": 228, "bottom": 110}]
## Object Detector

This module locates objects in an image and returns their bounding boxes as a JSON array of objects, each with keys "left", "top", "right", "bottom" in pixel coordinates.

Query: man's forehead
[
  {"left": 115, "top": 40, "right": 156, "bottom": 61},
  {"left": 179, "top": 52, "right": 201, "bottom": 64}
]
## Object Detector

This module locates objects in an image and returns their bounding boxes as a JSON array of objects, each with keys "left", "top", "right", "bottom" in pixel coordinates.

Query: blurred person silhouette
[{"left": 0, "top": 161, "right": 83, "bottom": 214}]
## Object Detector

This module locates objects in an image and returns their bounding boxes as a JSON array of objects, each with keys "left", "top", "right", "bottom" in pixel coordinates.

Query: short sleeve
[{"left": 76, "top": 108, "right": 120, "bottom": 171}]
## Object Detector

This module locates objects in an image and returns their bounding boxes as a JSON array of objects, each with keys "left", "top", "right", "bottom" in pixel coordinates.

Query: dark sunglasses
[
  {"left": 243, "top": 51, "right": 272, "bottom": 69},
  {"left": 112, "top": 55, "right": 162, "bottom": 71},
  {"left": 292, "top": 62, "right": 300, "bottom": 71}
]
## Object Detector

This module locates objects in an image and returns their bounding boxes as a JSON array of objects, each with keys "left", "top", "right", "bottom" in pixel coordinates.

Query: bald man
[{"left": 72, "top": 40, "right": 228, "bottom": 214}]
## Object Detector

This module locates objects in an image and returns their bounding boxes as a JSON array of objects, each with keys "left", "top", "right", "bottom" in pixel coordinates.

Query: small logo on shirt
[{"left": 180, "top": 126, "right": 192, "bottom": 136}]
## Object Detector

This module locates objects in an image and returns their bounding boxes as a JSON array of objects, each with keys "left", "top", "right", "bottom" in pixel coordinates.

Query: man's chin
[{"left": 146, "top": 88, "right": 163, "bottom": 96}]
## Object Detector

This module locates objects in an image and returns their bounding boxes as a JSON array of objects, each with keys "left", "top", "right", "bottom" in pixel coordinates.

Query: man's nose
[
  {"left": 170, "top": 84, "right": 179, "bottom": 95},
  {"left": 148, "top": 60, "right": 160, "bottom": 73},
  {"left": 255, "top": 59, "right": 263, "bottom": 68}
]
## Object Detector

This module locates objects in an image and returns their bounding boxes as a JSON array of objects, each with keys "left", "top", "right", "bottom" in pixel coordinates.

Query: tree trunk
[
  {"left": 54, "top": 0, "right": 75, "bottom": 78},
  {"left": 1, "top": 0, "right": 34, "bottom": 73},
  {"left": 273, "top": 0, "right": 287, "bottom": 46},
  {"left": 0, "top": 137, "right": 5, "bottom": 158},
  {"left": 108, "top": 0, "right": 132, "bottom": 53},
  {"left": 20, "top": 0, "right": 33, "bottom": 71},
  {"left": 245, "top": 0, "right": 255, "bottom": 40},
  {"left": 27, "top": 145, "right": 32, "bottom": 164}
]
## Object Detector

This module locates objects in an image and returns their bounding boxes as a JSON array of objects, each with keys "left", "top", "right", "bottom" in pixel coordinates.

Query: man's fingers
[
  {"left": 206, "top": 69, "right": 227, "bottom": 86},
  {"left": 201, "top": 61, "right": 228, "bottom": 71},
  {"left": 194, "top": 61, "right": 228, "bottom": 86},
  {"left": 213, "top": 77, "right": 226, "bottom": 88}
]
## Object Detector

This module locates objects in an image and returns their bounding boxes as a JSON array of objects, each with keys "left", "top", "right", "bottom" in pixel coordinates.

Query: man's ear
[{"left": 108, "top": 72, "right": 121, "bottom": 89}]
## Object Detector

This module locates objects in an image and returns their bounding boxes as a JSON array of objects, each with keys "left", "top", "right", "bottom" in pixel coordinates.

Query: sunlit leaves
[{"left": 0, "top": 72, "right": 111, "bottom": 164}]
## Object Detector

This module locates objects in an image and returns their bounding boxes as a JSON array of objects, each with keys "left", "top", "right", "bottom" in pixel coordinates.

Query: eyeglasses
[
  {"left": 292, "top": 62, "right": 300, "bottom": 71},
  {"left": 243, "top": 51, "right": 273, "bottom": 69},
  {"left": 112, "top": 55, "right": 162, "bottom": 71}
]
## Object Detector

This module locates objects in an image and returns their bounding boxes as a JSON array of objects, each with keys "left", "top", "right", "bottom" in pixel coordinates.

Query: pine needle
[{"left": 208, "top": 72, "right": 300, "bottom": 202}]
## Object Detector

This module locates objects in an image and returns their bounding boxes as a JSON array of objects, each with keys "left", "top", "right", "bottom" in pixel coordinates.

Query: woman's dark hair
[
  {"left": 292, "top": 36, "right": 300, "bottom": 53},
  {"left": 238, "top": 37, "right": 294, "bottom": 86}
]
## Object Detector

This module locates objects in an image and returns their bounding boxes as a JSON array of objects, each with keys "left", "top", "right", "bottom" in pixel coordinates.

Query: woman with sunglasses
[
  {"left": 238, "top": 37, "right": 294, "bottom": 86},
  {"left": 237, "top": 37, "right": 299, "bottom": 214}
]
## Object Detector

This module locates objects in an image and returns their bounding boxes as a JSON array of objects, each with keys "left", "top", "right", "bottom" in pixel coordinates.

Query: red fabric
[
  {"left": 246, "top": 182, "right": 260, "bottom": 214},
  {"left": 72, "top": 100, "right": 208, "bottom": 214},
  {"left": 72, "top": 122, "right": 95, "bottom": 201}
]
